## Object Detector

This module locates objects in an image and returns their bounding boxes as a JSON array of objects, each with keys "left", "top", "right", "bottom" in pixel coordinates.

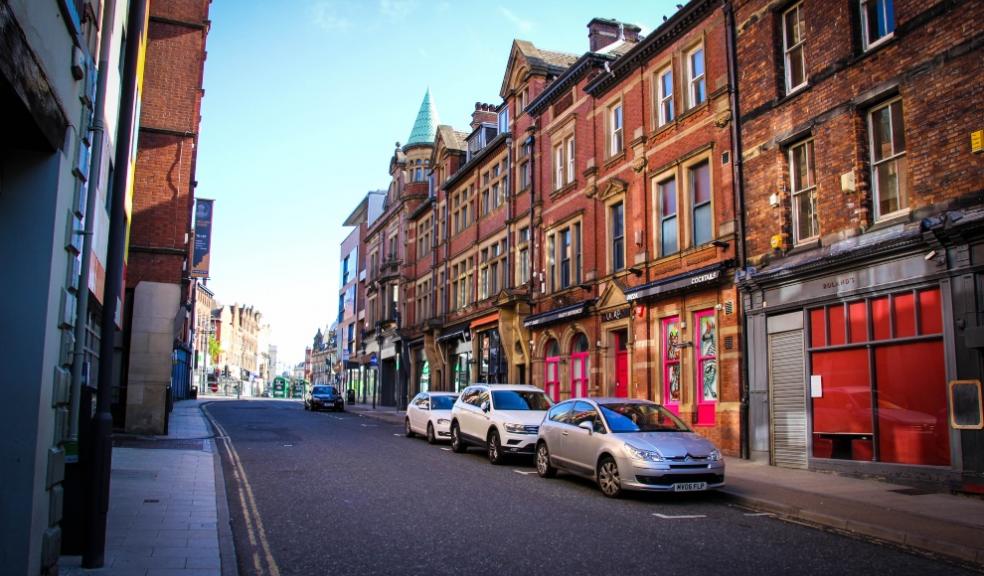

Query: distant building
[
  {"left": 215, "top": 304, "right": 264, "bottom": 395},
  {"left": 363, "top": 91, "right": 441, "bottom": 407}
]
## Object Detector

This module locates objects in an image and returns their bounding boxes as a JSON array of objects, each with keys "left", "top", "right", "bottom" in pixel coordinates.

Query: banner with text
[{"left": 191, "top": 198, "right": 214, "bottom": 278}]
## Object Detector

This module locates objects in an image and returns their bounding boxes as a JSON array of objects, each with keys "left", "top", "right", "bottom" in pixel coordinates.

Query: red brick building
[
  {"left": 521, "top": 6, "right": 742, "bottom": 454},
  {"left": 734, "top": 0, "right": 984, "bottom": 488},
  {"left": 122, "top": 0, "right": 211, "bottom": 433}
]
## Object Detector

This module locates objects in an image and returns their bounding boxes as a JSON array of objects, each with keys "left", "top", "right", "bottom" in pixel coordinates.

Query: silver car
[{"left": 535, "top": 398, "right": 725, "bottom": 498}]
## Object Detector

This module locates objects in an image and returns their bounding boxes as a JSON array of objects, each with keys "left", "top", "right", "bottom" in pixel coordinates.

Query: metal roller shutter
[{"left": 769, "top": 330, "right": 807, "bottom": 469}]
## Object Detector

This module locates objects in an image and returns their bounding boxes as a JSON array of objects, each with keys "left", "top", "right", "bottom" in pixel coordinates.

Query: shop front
[
  {"left": 741, "top": 241, "right": 963, "bottom": 482},
  {"left": 472, "top": 314, "right": 508, "bottom": 384},
  {"left": 625, "top": 262, "right": 740, "bottom": 454},
  {"left": 438, "top": 323, "right": 471, "bottom": 392},
  {"left": 524, "top": 299, "right": 596, "bottom": 402}
]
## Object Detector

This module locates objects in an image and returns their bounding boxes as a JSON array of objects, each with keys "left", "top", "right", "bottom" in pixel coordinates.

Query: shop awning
[
  {"left": 470, "top": 312, "right": 499, "bottom": 330},
  {"left": 624, "top": 261, "right": 732, "bottom": 302},
  {"left": 523, "top": 299, "right": 594, "bottom": 329},
  {"left": 437, "top": 323, "right": 470, "bottom": 343}
]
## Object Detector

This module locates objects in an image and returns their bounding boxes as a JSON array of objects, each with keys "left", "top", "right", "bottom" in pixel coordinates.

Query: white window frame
[
  {"left": 868, "top": 98, "right": 908, "bottom": 220},
  {"left": 566, "top": 136, "right": 575, "bottom": 184},
  {"left": 655, "top": 174, "right": 679, "bottom": 256},
  {"left": 657, "top": 66, "right": 674, "bottom": 126},
  {"left": 782, "top": 3, "right": 807, "bottom": 93},
  {"left": 788, "top": 139, "right": 819, "bottom": 244},
  {"left": 687, "top": 46, "right": 706, "bottom": 108},
  {"left": 554, "top": 144, "right": 564, "bottom": 190},
  {"left": 860, "top": 0, "right": 895, "bottom": 51},
  {"left": 609, "top": 103, "right": 623, "bottom": 156}
]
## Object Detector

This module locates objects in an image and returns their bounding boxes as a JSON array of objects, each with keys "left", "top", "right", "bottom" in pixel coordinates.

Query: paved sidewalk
[
  {"left": 60, "top": 400, "right": 236, "bottom": 576},
  {"left": 349, "top": 401, "right": 984, "bottom": 568}
]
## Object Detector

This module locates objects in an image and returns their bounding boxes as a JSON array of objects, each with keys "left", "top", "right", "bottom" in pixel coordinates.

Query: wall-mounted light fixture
[{"left": 627, "top": 267, "right": 643, "bottom": 277}]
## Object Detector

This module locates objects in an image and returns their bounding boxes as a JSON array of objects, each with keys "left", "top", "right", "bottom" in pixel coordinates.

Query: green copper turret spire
[{"left": 405, "top": 89, "right": 439, "bottom": 147}]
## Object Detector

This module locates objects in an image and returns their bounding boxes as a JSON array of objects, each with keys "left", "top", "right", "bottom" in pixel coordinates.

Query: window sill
[
  {"left": 549, "top": 181, "right": 578, "bottom": 199},
  {"left": 603, "top": 151, "right": 627, "bottom": 169},
  {"left": 787, "top": 238, "right": 821, "bottom": 256},
  {"left": 861, "top": 33, "right": 895, "bottom": 56},
  {"left": 868, "top": 207, "right": 912, "bottom": 231},
  {"left": 774, "top": 81, "right": 811, "bottom": 107},
  {"left": 677, "top": 100, "right": 709, "bottom": 123}
]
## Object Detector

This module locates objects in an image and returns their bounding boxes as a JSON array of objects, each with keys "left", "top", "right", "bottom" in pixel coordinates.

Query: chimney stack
[
  {"left": 470, "top": 102, "right": 498, "bottom": 130},
  {"left": 587, "top": 18, "right": 643, "bottom": 52}
]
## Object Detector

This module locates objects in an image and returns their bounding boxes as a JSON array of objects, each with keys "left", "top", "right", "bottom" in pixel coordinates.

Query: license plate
[{"left": 672, "top": 482, "right": 707, "bottom": 492}]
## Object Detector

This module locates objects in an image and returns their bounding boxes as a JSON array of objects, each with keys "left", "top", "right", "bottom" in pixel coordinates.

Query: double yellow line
[{"left": 203, "top": 404, "right": 281, "bottom": 576}]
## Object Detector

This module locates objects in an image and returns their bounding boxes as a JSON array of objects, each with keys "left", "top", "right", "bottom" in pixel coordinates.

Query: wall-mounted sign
[
  {"left": 601, "top": 307, "right": 631, "bottom": 323},
  {"left": 949, "top": 379, "right": 983, "bottom": 430},
  {"left": 191, "top": 198, "right": 214, "bottom": 278}
]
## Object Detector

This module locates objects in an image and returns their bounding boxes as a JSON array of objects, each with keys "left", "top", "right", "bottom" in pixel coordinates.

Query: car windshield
[
  {"left": 430, "top": 396, "right": 456, "bottom": 410},
  {"left": 313, "top": 386, "right": 336, "bottom": 395},
  {"left": 491, "top": 390, "right": 551, "bottom": 410},
  {"left": 599, "top": 403, "right": 691, "bottom": 433}
]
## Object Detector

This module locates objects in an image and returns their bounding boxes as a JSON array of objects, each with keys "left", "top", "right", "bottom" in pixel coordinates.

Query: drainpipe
[
  {"left": 70, "top": 0, "right": 117, "bottom": 443},
  {"left": 638, "top": 64, "right": 654, "bottom": 402},
  {"left": 724, "top": 0, "right": 750, "bottom": 459},
  {"left": 526, "top": 124, "right": 537, "bottom": 383},
  {"left": 84, "top": 0, "right": 148, "bottom": 567}
]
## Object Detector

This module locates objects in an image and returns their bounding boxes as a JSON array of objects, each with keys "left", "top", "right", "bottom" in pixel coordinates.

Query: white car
[
  {"left": 450, "top": 384, "right": 552, "bottom": 464},
  {"left": 405, "top": 392, "right": 458, "bottom": 444}
]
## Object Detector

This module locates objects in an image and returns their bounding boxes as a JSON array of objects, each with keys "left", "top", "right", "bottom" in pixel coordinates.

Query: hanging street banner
[{"left": 191, "top": 198, "right": 214, "bottom": 278}]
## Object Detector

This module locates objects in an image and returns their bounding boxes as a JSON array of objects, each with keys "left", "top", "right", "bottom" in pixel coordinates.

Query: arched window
[
  {"left": 570, "top": 333, "right": 589, "bottom": 398},
  {"left": 544, "top": 339, "right": 560, "bottom": 402}
]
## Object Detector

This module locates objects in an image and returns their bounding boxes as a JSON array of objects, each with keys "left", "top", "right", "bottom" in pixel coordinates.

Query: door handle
[{"left": 562, "top": 431, "right": 569, "bottom": 436}]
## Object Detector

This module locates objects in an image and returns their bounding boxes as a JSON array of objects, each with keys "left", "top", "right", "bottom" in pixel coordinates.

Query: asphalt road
[{"left": 206, "top": 400, "right": 974, "bottom": 576}]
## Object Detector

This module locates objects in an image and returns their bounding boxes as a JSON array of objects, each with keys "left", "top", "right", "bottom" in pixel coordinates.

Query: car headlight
[
  {"left": 504, "top": 423, "right": 531, "bottom": 434},
  {"left": 623, "top": 443, "right": 664, "bottom": 462},
  {"left": 437, "top": 418, "right": 450, "bottom": 425},
  {"left": 708, "top": 449, "right": 722, "bottom": 461}
]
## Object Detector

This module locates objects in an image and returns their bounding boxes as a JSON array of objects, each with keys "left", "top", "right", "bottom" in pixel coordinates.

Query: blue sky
[{"left": 196, "top": 0, "right": 680, "bottom": 367}]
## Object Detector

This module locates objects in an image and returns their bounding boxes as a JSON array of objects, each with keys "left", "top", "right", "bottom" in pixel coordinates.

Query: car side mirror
[
  {"left": 578, "top": 420, "right": 594, "bottom": 434},
  {"left": 481, "top": 401, "right": 490, "bottom": 413}
]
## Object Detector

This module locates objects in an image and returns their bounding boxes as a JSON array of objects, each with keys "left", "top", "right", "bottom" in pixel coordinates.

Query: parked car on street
[
  {"left": 405, "top": 392, "right": 458, "bottom": 443},
  {"left": 535, "top": 398, "right": 724, "bottom": 498},
  {"left": 304, "top": 385, "right": 344, "bottom": 412},
  {"left": 450, "top": 384, "right": 552, "bottom": 464}
]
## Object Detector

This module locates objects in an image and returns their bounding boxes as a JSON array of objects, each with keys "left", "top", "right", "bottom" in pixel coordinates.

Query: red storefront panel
[
  {"left": 810, "top": 308, "right": 826, "bottom": 348},
  {"left": 812, "top": 349, "right": 872, "bottom": 434},
  {"left": 875, "top": 341, "right": 950, "bottom": 466},
  {"left": 848, "top": 301, "right": 867, "bottom": 343},
  {"left": 829, "top": 304, "right": 846, "bottom": 346},
  {"left": 872, "top": 297, "right": 891, "bottom": 340},
  {"left": 918, "top": 289, "right": 943, "bottom": 335},
  {"left": 894, "top": 293, "right": 916, "bottom": 338}
]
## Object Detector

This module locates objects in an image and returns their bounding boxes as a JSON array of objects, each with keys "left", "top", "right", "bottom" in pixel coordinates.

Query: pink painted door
[
  {"left": 614, "top": 330, "right": 628, "bottom": 398},
  {"left": 662, "top": 316, "right": 682, "bottom": 415}
]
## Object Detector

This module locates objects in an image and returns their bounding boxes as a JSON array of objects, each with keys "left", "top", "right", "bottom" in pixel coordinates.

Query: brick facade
[{"left": 735, "top": 0, "right": 984, "bottom": 484}]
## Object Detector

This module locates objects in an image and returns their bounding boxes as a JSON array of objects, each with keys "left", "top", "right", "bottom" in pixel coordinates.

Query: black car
[{"left": 304, "top": 385, "right": 344, "bottom": 412}]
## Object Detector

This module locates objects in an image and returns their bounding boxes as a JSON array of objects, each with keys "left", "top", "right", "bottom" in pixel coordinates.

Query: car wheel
[
  {"left": 487, "top": 429, "right": 503, "bottom": 465},
  {"left": 597, "top": 456, "right": 623, "bottom": 498},
  {"left": 405, "top": 418, "right": 415, "bottom": 438},
  {"left": 536, "top": 442, "right": 557, "bottom": 478},
  {"left": 426, "top": 423, "right": 436, "bottom": 445},
  {"left": 450, "top": 422, "right": 467, "bottom": 453}
]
